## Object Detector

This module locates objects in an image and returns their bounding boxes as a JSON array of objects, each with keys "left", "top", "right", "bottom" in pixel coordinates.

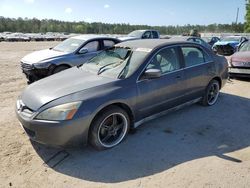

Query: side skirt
[{"left": 134, "top": 97, "right": 202, "bottom": 128}]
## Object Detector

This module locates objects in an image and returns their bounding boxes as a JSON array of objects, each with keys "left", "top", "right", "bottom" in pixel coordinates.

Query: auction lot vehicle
[
  {"left": 170, "top": 36, "right": 212, "bottom": 50},
  {"left": 119, "top": 30, "right": 160, "bottom": 41},
  {"left": 213, "top": 36, "right": 248, "bottom": 56},
  {"left": 202, "top": 36, "right": 220, "bottom": 47},
  {"left": 228, "top": 41, "right": 250, "bottom": 77},
  {"left": 16, "top": 39, "right": 228, "bottom": 150},
  {"left": 5, "top": 33, "right": 31, "bottom": 42},
  {"left": 20, "top": 35, "right": 120, "bottom": 83}
]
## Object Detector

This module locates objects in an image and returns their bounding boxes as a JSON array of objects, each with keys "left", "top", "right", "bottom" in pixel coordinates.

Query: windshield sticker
[
  {"left": 135, "top": 48, "right": 152, "bottom": 53},
  {"left": 71, "top": 43, "right": 80, "bottom": 47}
]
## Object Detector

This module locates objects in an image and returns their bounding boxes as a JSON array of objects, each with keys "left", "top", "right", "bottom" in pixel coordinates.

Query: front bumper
[
  {"left": 16, "top": 109, "right": 91, "bottom": 147},
  {"left": 21, "top": 62, "right": 51, "bottom": 83},
  {"left": 229, "top": 67, "right": 250, "bottom": 77}
]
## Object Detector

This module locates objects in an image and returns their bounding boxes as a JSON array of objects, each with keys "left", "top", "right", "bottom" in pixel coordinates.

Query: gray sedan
[
  {"left": 16, "top": 39, "right": 228, "bottom": 150},
  {"left": 21, "top": 35, "right": 120, "bottom": 83}
]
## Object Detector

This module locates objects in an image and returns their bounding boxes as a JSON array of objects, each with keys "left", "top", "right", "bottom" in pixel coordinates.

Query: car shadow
[{"left": 31, "top": 92, "right": 250, "bottom": 183}]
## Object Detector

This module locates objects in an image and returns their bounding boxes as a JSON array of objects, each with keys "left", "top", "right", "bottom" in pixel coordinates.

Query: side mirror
[
  {"left": 79, "top": 48, "right": 88, "bottom": 54},
  {"left": 143, "top": 69, "right": 161, "bottom": 79}
]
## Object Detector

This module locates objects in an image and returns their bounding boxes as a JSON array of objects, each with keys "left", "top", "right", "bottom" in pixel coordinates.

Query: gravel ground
[{"left": 0, "top": 42, "right": 250, "bottom": 188}]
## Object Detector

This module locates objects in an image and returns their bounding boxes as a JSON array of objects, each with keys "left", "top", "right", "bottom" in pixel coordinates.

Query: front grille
[
  {"left": 232, "top": 61, "right": 250, "bottom": 68},
  {"left": 21, "top": 61, "right": 33, "bottom": 70},
  {"left": 17, "top": 100, "right": 34, "bottom": 118}
]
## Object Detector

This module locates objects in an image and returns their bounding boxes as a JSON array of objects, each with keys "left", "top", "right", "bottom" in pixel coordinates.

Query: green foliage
[
  {"left": 245, "top": 0, "right": 250, "bottom": 32},
  {"left": 0, "top": 16, "right": 244, "bottom": 34}
]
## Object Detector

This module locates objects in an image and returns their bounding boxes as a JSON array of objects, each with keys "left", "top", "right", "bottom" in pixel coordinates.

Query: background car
[
  {"left": 5, "top": 33, "right": 31, "bottom": 42},
  {"left": 119, "top": 29, "right": 160, "bottom": 41},
  {"left": 228, "top": 41, "right": 250, "bottom": 77},
  {"left": 170, "top": 36, "right": 212, "bottom": 49},
  {"left": 202, "top": 36, "right": 220, "bottom": 46},
  {"left": 16, "top": 39, "right": 228, "bottom": 150},
  {"left": 20, "top": 35, "right": 121, "bottom": 83},
  {"left": 212, "top": 36, "right": 248, "bottom": 56}
]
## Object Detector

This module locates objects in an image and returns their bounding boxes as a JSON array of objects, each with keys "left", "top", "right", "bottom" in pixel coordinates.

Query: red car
[{"left": 228, "top": 41, "right": 250, "bottom": 78}]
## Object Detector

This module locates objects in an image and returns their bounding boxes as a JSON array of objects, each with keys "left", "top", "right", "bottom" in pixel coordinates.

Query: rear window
[
  {"left": 103, "top": 40, "right": 116, "bottom": 49},
  {"left": 152, "top": 31, "right": 159, "bottom": 38},
  {"left": 181, "top": 47, "right": 211, "bottom": 67}
]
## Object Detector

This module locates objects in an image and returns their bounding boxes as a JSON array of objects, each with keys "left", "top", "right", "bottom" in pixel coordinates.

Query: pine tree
[{"left": 245, "top": 0, "right": 250, "bottom": 32}]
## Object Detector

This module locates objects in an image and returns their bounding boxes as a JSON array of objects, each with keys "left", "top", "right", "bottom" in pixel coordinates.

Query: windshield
[
  {"left": 221, "top": 37, "right": 240, "bottom": 42},
  {"left": 128, "top": 30, "right": 144, "bottom": 38},
  {"left": 239, "top": 42, "right": 250, "bottom": 52},
  {"left": 53, "top": 38, "right": 85, "bottom": 53},
  {"left": 80, "top": 47, "right": 149, "bottom": 79}
]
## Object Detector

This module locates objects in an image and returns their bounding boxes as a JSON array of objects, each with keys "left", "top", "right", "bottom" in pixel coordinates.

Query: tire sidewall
[
  {"left": 202, "top": 80, "right": 220, "bottom": 106},
  {"left": 89, "top": 106, "right": 130, "bottom": 150}
]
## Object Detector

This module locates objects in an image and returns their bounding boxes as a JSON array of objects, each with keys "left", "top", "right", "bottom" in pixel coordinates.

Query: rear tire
[
  {"left": 52, "top": 65, "right": 69, "bottom": 74},
  {"left": 201, "top": 80, "right": 220, "bottom": 106},
  {"left": 89, "top": 106, "right": 130, "bottom": 150}
]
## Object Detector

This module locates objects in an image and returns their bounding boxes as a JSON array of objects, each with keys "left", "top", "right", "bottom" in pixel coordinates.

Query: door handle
[{"left": 175, "top": 75, "right": 181, "bottom": 79}]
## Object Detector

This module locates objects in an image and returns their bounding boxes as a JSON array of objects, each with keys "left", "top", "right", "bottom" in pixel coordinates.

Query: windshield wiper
[{"left": 97, "top": 62, "right": 121, "bottom": 75}]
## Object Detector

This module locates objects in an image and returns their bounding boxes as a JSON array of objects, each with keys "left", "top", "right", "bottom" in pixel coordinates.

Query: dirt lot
[{"left": 0, "top": 42, "right": 250, "bottom": 188}]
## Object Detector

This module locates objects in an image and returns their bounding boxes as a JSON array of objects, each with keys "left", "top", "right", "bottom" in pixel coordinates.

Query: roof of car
[
  {"left": 116, "top": 39, "right": 196, "bottom": 50},
  {"left": 71, "top": 34, "right": 118, "bottom": 40}
]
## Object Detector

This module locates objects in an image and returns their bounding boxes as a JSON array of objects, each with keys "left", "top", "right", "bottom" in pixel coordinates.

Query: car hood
[
  {"left": 231, "top": 51, "right": 250, "bottom": 62},
  {"left": 21, "top": 49, "right": 69, "bottom": 64},
  {"left": 21, "top": 67, "right": 115, "bottom": 111}
]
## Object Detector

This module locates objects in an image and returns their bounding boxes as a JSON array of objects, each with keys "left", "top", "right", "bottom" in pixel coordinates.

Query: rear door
[
  {"left": 136, "top": 46, "right": 186, "bottom": 119},
  {"left": 180, "top": 46, "right": 215, "bottom": 100}
]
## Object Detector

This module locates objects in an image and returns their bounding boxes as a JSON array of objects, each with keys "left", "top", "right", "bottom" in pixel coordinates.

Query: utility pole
[{"left": 235, "top": 7, "right": 239, "bottom": 24}]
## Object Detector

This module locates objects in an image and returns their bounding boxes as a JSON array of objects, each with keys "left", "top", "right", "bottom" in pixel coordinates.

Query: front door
[{"left": 136, "top": 46, "right": 186, "bottom": 119}]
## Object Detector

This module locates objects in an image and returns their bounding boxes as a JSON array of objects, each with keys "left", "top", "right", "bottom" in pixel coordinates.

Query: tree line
[{"left": 0, "top": 17, "right": 245, "bottom": 35}]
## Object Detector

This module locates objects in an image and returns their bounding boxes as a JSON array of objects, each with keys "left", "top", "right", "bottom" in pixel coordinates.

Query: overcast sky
[{"left": 0, "top": 0, "right": 246, "bottom": 26}]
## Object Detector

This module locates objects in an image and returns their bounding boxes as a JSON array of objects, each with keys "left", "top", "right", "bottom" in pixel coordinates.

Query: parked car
[
  {"left": 20, "top": 35, "right": 121, "bottom": 83},
  {"left": 16, "top": 39, "right": 228, "bottom": 149},
  {"left": 212, "top": 36, "right": 248, "bottom": 56},
  {"left": 5, "top": 33, "right": 30, "bottom": 42},
  {"left": 170, "top": 36, "right": 212, "bottom": 49},
  {"left": 119, "top": 30, "right": 160, "bottom": 41},
  {"left": 228, "top": 41, "right": 250, "bottom": 77},
  {"left": 202, "top": 36, "right": 220, "bottom": 46}
]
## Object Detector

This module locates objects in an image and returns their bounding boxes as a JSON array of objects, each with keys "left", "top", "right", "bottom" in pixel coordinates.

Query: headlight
[
  {"left": 33, "top": 61, "right": 50, "bottom": 69},
  {"left": 35, "top": 101, "right": 82, "bottom": 121}
]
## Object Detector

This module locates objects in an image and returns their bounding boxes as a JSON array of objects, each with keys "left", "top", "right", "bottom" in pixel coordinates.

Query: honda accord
[{"left": 16, "top": 39, "right": 228, "bottom": 150}]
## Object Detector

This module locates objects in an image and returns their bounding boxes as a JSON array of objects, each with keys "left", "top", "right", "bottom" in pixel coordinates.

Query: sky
[{"left": 0, "top": 0, "right": 246, "bottom": 26}]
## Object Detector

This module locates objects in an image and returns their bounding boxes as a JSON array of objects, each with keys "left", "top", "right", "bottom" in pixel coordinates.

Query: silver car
[{"left": 20, "top": 35, "right": 120, "bottom": 83}]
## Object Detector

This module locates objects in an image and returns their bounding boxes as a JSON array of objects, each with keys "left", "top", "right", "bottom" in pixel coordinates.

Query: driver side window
[
  {"left": 142, "top": 31, "right": 152, "bottom": 39},
  {"left": 146, "top": 47, "right": 180, "bottom": 74},
  {"left": 82, "top": 41, "right": 99, "bottom": 52}
]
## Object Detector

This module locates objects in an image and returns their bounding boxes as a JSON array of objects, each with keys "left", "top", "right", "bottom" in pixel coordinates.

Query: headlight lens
[
  {"left": 33, "top": 61, "right": 50, "bottom": 69},
  {"left": 35, "top": 101, "right": 82, "bottom": 121}
]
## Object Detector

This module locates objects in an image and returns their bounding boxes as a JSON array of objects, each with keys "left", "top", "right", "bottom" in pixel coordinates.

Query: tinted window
[
  {"left": 83, "top": 41, "right": 99, "bottom": 52},
  {"left": 181, "top": 47, "right": 208, "bottom": 67},
  {"left": 152, "top": 31, "right": 159, "bottom": 38},
  {"left": 146, "top": 47, "right": 180, "bottom": 74},
  {"left": 142, "top": 31, "right": 152, "bottom": 39},
  {"left": 103, "top": 40, "right": 115, "bottom": 49}
]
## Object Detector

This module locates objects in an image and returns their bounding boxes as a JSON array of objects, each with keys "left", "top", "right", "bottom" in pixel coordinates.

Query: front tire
[
  {"left": 201, "top": 80, "right": 220, "bottom": 106},
  {"left": 89, "top": 106, "right": 130, "bottom": 150}
]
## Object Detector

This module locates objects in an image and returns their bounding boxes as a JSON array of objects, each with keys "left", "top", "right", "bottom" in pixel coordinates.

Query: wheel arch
[
  {"left": 211, "top": 76, "right": 222, "bottom": 89},
  {"left": 89, "top": 102, "right": 135, "bottom": 132},
  {"left": 49, "top": 64, "right": 71, "bottom": 75}
]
